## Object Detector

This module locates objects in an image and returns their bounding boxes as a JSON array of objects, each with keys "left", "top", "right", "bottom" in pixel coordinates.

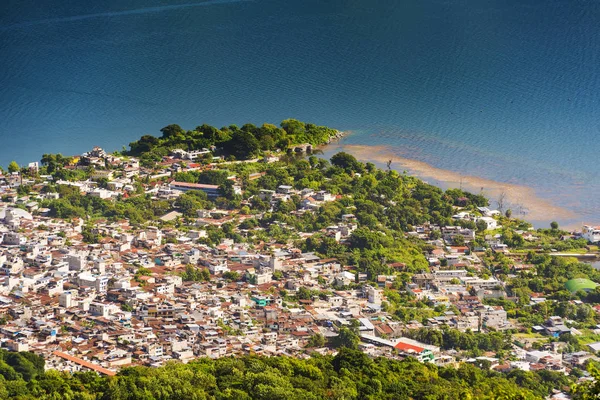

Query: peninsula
[{"left": 0, "top": 120, "right": 598, "bottom": 399}]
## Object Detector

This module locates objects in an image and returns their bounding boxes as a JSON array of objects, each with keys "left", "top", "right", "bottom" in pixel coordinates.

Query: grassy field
[{"left": 514, "top": 332, "right": 545, "bottom": 339}]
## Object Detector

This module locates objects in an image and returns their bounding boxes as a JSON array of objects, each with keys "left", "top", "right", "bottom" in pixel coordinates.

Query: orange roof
[
  {"left": 52, "top": 351, "right": 116, "bottom": 376},
  {"left": 394, "top": 341, "right": 424, "bottom": 353}
]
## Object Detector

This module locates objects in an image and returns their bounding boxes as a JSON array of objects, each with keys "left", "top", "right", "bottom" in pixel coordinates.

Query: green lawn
[{"left": 514, "top": 332, "right": 544, "bottom": 339}]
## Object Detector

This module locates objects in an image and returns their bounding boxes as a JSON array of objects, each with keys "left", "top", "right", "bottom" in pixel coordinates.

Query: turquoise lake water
[{"left": 1, "top": 0, "right": 599, "bottom": 224}]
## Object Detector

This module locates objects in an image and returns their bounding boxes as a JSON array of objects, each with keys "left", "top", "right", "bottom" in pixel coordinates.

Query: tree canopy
[
  {"left": 127, "top": 119, "right": 340, "bottom": 162},
  {"left": 7, "top": 161, "right": 19, "bottom": 173},
  {"left": 0, "top": 349, "right": 559, "bottom": 399}
]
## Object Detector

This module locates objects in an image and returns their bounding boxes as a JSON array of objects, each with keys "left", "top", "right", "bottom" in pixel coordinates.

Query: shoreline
[{"left": 321, "top": 142, "right": 578, "bottom": 227}]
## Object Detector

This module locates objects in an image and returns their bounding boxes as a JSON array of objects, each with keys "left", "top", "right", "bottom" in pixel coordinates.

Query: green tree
[
  {"left": 226, "top": 131, "right": 260, "bottom": 159},
  {"left": 272, "top": 270, "right": 283, "bottom": 280},
  {"left": 306, "top": 334, "right": 326, "bottom": 348},
  {"left": 219, "top": 180, "right": 237, "bottom": 199},
  {"left": 181, "top": 265, "right": 210, "bottom": 282},
  {"left": 330, "top": 152, "right": 363, "bottom": 173},
  {"left": 82, "top": 226, "right": 100, "bottom": 243},
  {"left": 160, "top": 124, "right": 184, "bottom": 139},
  {"left": 280, "top": 119, "right": 306, "bottom": 136},
  {"left": 297, "top": 286, "right": 312, "bottom": 300},
  {"left": 7, "top": 161, "right": 19, "bottom": 174},
  {"left": 476, "top": 219, "right": 488, "bottom": 232},
  {"left": 573, "top": 363, "right": 600, "bottom": 399},
  {"left": 453, "top": 235, "right": 465, "bottom": 246},
  {"left": 333, "top": 326, "right": 360, "bottom": 350}
]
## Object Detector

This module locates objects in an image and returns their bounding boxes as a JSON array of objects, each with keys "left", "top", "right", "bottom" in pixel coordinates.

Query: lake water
[{"left": 1, "top": 0, "right": 599, "bottom": 225}]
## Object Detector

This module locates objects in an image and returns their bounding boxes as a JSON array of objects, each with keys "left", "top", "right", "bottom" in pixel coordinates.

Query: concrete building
[{"left": 582, "top": 225, "right": 600, "bottom": 243}]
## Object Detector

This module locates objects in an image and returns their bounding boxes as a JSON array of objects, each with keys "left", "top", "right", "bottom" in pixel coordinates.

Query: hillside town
[{"left": 0, "top": 137, "right": 599, "bottom": 399}]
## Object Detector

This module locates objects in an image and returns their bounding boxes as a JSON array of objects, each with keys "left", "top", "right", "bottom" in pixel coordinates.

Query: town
[{"left": 0, "top": 121, "right": 598, "bottom": 399}]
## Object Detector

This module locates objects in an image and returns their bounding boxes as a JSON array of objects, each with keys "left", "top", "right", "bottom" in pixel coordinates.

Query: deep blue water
[{"left": 1, "top": 0, "right": 599, "bottom": 224}]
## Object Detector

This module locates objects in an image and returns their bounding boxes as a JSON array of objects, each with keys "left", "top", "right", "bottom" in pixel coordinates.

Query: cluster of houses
[
  {"left": 0, "top": 162, "right": 443, "bottom": 375},
  {"left": 0, "top": 199, "right": 449, "bottom": 374},
  {"left": 0, "top": 146, "right": 596, "bottom": 386}
]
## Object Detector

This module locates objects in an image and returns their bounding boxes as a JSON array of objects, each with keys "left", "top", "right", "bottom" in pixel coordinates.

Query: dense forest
[{"left": 0, "top": 348, "right": 585, "bottom": 399}]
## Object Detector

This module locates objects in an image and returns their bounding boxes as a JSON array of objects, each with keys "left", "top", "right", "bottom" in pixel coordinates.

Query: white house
[
  {"left": 477, "top": 217, "right": 497, "bottom": 230},
  {"left": 582, "top": 225, "right": 600, "bottom": 244}
]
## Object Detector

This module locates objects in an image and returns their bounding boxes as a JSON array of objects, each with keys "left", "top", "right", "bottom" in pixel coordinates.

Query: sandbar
[{"left": 322, "top": 143, "right": 577, "bottom": 225}]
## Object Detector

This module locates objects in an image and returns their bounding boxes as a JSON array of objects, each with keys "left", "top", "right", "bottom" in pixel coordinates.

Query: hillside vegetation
[{"left": 0, "top": 348, "right": 572, "bottom": 399}]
